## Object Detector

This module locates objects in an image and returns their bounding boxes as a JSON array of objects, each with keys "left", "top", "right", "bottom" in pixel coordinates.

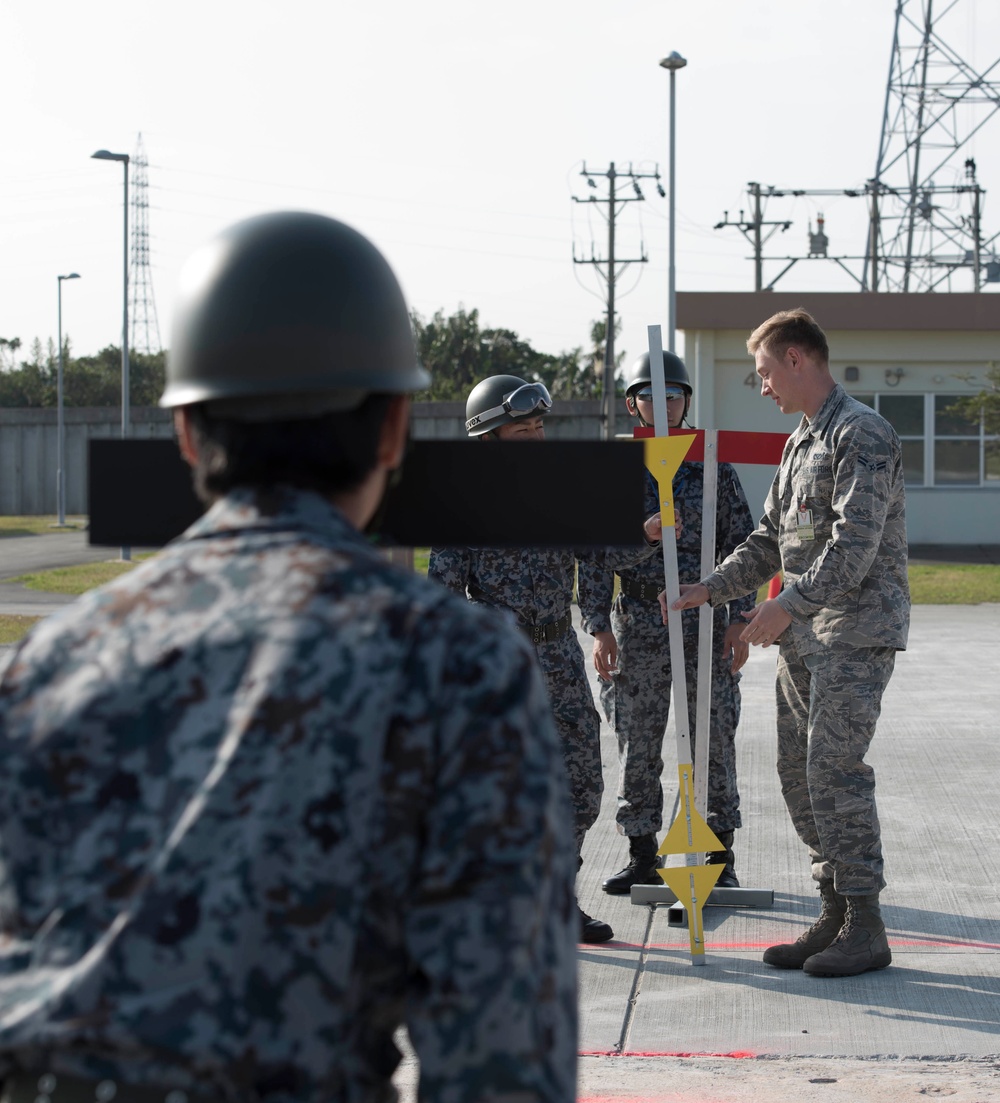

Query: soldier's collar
[{"left": 802, "top": 383, "right": 846, "bottom": 439}]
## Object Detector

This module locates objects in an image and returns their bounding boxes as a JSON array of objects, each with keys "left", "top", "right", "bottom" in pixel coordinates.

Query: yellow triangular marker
[
  {"left": 658, "top": 764, "right": 723, "bottom": 857},
  {"left": 643, "top": 436, "right": 695, "bottom": 528},
  {"left": 658, "top": 862, "right": 725, "bottom": 959}
]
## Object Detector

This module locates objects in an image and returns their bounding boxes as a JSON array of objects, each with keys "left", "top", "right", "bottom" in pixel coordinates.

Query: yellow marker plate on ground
[
  {"left": 659, "top": 862, "right": 724, "bottom": 960},
  {"left": 658, "top": 764, "right": 723, "bottom": 856},
  {"left": 657, "top": 762, "right": 724, "bottom": 963}
]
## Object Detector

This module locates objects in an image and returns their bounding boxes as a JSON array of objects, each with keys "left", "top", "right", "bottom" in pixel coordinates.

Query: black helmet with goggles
[{"left": 465, "top": 375, "right": 552, "bottom": 437}]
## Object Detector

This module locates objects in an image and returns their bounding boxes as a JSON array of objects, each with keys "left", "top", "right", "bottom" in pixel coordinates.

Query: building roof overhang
[{"left": 677, "top": 292, "right": 1000, "bottom": 332}]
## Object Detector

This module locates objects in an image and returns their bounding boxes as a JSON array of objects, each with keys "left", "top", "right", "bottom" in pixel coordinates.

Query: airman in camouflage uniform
[
  {"left": 428, "top": 375, "right": 612, "bottom": 945},
  {"left": 672, "top": 309, "right": 909, "bottom": 978},
  {"left": 0, "top": 214, "right": 579, "bottom": 1103},
  {"left": 579, "top": 352, "right": 755, "bottom": 894}
]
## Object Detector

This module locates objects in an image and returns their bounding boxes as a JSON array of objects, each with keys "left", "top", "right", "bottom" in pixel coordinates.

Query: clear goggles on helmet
[
  {"left": 466, "top": 382, "right": 552, "bottom": 432},
  {"left": 634, "top": 386, "right": 686, "bottom": 402}
]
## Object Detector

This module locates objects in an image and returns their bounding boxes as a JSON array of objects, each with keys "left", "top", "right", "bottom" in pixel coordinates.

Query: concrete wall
[
  {"left": 0, "top": 408, "right": 176, "bottom": 516},
  {"left": 0, "top": 399, "right": 630, "bottom": 516}
]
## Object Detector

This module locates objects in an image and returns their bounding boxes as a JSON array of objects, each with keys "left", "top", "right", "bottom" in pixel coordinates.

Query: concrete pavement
[
  {"left": 564, "top": 601, "right": 1000, "bottom": 1101},
  {"left": 1, "top": 534, "right": 999, "bottom": 1100},
  {"left": 0, "top": 530, "right": 143, "bottom": 616}
]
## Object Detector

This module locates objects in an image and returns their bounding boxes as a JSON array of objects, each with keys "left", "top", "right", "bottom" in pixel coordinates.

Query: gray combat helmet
[
  {"left": 624, "top": 350, "right": 691, "bottom": 398},
  {"left": 160, "top": 211, "right": 430, "bottom": 418},
  {"left": 465, "top": 374, "right": 552, "bottom": 437}
]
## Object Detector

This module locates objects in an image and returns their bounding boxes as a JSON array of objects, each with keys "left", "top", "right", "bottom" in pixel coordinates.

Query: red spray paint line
[
  {"left": 643, "top": 938, "right": 1000, "bottom": 951},
  {"left": 579, "top": 1051, "right": 757, "bottom": 1059}
]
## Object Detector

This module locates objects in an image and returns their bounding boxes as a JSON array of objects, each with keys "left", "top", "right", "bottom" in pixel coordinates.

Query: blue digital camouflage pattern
[
  {"left": 427, "top": 546, "right": 603, "bottom": 853},
  {"left": 701, "top": 385, "right": 910, "bottom": 893},
  {"left": 0, "top": 487, "right": 579, "bottom": 1103},
  {"left": 579, "top": 462, "right": 755, "bottom": 835}
]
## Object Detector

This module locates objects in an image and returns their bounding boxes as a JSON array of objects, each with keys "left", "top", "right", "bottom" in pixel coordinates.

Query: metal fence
[{"left": 0, "top": 400, "right": 626, "bottom": 515}]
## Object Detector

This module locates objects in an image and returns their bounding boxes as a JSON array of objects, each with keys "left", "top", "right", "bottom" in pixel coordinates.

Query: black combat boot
[
  {"left": 602, "top": 834, "right": 661, "bottom": 895},
  {"left": 802, "top": 893, "right": 892, "bottom": 977},
  {"left": 578, "top": 904, "right": 614, "bottom": 943},
  {"left": 763, "top": 881, "right": 847, "bottom": 969},
  {"left": 705, "top": 829, "right": 739, "bottom": 888}
]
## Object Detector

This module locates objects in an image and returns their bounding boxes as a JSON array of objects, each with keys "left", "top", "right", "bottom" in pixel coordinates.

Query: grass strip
[
  {"left": 907, "top": 563, "right": 1000, "bottom": 604},
  {"left": 8, "top": 557, "right": 151, "bottom": 596},
  {"left": 0, "top": 615, "right": 41, "bottom": 646},
  {"left": 0, "top": 516, "right": 87, "bottom": 537},
  {"left": 1, "top": 556, "right": 995, "bottom": 649}
]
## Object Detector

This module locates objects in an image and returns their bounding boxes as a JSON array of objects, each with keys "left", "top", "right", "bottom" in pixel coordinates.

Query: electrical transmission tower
[
  {"left": 573, "top": 161, "right": 662, "bottom": 438},
  {"left": 868, "top": 0, "right": 1000, "bottom": 291},
  {"left": 717, "top": 0, "right": 1000, "bottom": 292},
  {"left": 129, "top": 133, "right": 162, "bottom": 353}
]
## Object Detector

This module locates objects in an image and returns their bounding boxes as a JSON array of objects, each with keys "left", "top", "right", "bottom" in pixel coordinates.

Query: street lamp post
[
  {"left": 56, "top": 273, "right": 81, "bottom": 527},
  {"left": 91, "top": 147, "right": 131, "bottom": 560},
  {"left": 659, "top": 51, "right": 687, "bottom": 354}
]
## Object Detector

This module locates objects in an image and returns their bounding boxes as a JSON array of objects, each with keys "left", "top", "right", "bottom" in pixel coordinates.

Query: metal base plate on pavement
[{"left": 630, "top": 883, "right": 774, "bottom": 926}]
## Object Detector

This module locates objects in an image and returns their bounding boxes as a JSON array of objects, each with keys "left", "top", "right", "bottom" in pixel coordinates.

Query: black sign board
[{"left": 88, "top": 438, "right": 646, "bottom": 549}]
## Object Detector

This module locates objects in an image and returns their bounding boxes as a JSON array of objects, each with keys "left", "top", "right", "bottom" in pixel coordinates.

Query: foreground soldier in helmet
[
  {"left": 428, "top": 376, "right": 613, "bottom": 945},
  {"left": 0, "top": 214, "right": 579, "bottom": 1102},
  {"left": 579, "top": 351, "right": 755, "bottom": 894}
]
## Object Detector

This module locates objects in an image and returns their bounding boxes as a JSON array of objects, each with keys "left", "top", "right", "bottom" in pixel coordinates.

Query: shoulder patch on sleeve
[{"left": 858, "top": 454, "right": 887, "bottom": 473}]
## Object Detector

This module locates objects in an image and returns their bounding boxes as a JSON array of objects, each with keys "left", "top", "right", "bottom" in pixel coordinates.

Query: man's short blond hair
[{"left": 747, "top": 308, "right": 829, "bottom": 364}]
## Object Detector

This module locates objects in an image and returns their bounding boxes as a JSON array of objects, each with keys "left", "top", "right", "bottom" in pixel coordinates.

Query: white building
[{"left": 678, "top": 292, "right": 1000, "bottom": 546}]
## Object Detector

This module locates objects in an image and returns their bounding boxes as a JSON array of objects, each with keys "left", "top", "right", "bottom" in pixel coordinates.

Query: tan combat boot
[
  {"left": 763, "top": 881, "right": 846, "bottom": 969},
  {"left": 802, "top": 893, "right": 892, "bottom": 977}
]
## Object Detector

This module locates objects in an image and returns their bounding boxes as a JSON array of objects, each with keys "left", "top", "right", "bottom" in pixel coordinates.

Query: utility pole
[
  {"left": 573, "top": 161, "right": 660, "bottom": 439},
  {"left": 714, "top": 183, "right": 792, "bottom": 291},
  {"left": 965, "top": 158, "right": 984, "bottom": 294}
]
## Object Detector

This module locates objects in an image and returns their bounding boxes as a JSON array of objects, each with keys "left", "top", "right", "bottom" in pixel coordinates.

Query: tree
[
  {"left": 539, "top": 318, "right": 625, "bottom": 400},
  {"left": 946, "top": 363, "right": 1000, "bottom": 478},
  {"left": 0, "top": 339, "right": 52, "bottom": 406},
  {"left": 411, "top": 308, "right": 619, "bottom": 401},
  {"left": 0, "top": 341, "right": 165, "bottom": 408},
  {"left": 65, "top": 346, "right": 166, "bottom": 407},
  {"left": 946, "top": 362, "right": 1000, "bottom": 437},
  {"left": 411, "top": 307, "right": 487, "bottom": 400},
  {"left": 0, "top": 336, "right": 22, "bottom": 372}
]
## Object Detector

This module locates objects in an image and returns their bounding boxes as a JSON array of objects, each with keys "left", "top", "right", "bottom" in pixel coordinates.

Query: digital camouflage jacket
[{"left": 0, "top": 487, "right": 578, "bottom": 1103}]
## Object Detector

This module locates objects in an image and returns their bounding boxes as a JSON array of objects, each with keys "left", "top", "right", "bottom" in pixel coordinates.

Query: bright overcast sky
[{"left": 2, "top": 0, "right": 999, "bottom": 377}]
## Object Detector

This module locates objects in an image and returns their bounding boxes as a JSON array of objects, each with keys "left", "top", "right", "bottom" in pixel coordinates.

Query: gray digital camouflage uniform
[
  {"left": 427, "top": 547, "right": 602, "bottom": 854},
  {"left": 701, "top": 386, "right": 910, "bottom": 894},
  {"left": 0, "top": 488, "right": 579, "bottom": 1103},
  {"left": 580, "top": 463, "right": 754, "bottom": 836}
]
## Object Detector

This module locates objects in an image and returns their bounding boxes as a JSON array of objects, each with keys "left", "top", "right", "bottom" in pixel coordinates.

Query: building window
[{"left": 852, "top": 393, "right": 998, "bottom": 488}]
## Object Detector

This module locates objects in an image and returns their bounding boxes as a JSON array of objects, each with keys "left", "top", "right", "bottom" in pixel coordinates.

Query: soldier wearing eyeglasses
[{"left": 578, "top": 351, "right": 755, "bottom": 896}]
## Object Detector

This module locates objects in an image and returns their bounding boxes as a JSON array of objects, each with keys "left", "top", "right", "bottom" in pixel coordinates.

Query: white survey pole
[{"left": 647, "top": 324, "right": 691, "bottom": 772}]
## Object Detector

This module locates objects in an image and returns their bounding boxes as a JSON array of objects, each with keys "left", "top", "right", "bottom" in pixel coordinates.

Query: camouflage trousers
[
  {"left": 600, "top": 596, "right": 742, "bottom": 838},
  {"left": 776, "top": 633, "right": 896, "bottom": 895},
  {"left": 535, "top": 626, "right": 604, "bottom": 855}
]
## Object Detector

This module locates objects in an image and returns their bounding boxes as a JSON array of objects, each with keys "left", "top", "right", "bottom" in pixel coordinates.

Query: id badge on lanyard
[{"left": 796, "top": 503, "right": 815, "bottom": 542}]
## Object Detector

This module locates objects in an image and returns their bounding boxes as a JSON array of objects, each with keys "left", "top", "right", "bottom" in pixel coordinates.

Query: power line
[
  {"left": 572, "top": 160, "right": 660, "bottom": 438},
  {"left": 714, "top": 0, "right": 1000, "bottom": 293}
]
